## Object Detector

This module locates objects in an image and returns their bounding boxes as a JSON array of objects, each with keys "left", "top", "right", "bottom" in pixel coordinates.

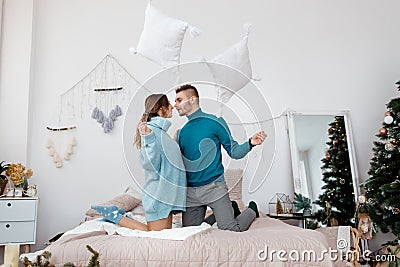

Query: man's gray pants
[{"left": 182, "top": 181, "right": 256, "bottom": 232}]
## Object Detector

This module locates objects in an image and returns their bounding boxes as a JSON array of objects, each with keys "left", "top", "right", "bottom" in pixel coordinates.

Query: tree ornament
[
  {"left": 385, "top": 142, "right": 395, "bottom": 151},
  {"left": 328, "top": 127, "right": 334, "bottom": 134},
  {"left": 379, "top": 127, "right": 387, "bottom": 136},
  {"left": 385, "top": 111, "right": 392, "bottom": 117},
  {"left": 358, "top": 213, "right": 372, "bottom": 239},
  {"left": 330, "top": 217, "right": 339, "bottom": 227},
  {"left": 384, "top": 115, "right": 394, "bottom": 124},
  {"left": 325, "top": 153, "right": 331, "bottom": 160},
  {"left": 333, "top": 139, "right": 339, "bottom": 146},
  {"left": 340, "top": 178, "right": 345, "bottom": 184},
  {"left": 276, "top": 199, "right": 283, "bottom": 214}
]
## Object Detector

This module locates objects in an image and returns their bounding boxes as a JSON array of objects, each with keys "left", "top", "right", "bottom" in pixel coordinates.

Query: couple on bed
[{"left": 92, "top": 84, "right": 267, "bottom": 232}]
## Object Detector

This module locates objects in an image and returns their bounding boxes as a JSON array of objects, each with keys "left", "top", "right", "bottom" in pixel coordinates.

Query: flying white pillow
[
  {"left": 210, "top": 24, "right": 258, "bottom": 103},
  {"left": 130, "top": 4, "right": 201, "bottom": 68}
]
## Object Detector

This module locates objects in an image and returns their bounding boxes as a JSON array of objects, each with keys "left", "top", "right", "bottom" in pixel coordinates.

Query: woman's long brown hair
[{"left": 134, "top": 94, "right": 169, "bottom": 149}]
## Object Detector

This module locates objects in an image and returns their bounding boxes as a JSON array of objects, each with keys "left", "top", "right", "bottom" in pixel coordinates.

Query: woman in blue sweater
[{"left": 92, "top": 94, "right": 186, "bottom": 231}]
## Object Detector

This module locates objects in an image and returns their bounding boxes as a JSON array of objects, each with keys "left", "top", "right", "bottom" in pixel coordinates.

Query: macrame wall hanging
[
  {"left": 91, "top": 87, "right": 123, "bottom": 133},
  {"left": 47, "top": 54, "right": 142, "bottom": 167},
  {"left": 46, "top": 126, "right": 77, "bottom": 168},
  {"left": 57, "top": 54, "right": 140, "bottom": 130}
]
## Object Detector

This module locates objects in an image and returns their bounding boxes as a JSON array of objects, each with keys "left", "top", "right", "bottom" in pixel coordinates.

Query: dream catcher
[
  {"left": 46, "top": 126, "right": 77, "bottom": 168},
  {"left": 91, "top": 87, "right": 123, "bottom": 133}
]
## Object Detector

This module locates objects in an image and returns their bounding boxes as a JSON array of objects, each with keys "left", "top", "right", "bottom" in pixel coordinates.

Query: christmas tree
[
  {"left": 315, "top": 116, "right": 355, "bottom": 226},
  {"left": 363, "top": 83, "right": 400, "bottom": 244}
]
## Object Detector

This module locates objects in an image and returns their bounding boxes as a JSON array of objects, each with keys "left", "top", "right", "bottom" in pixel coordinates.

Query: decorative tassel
[
  {"left": 109, "top": 109, "right": 117, "bottom": 121},
  {"left": 46, "top": 126, "right": 77, "bottom": 167},
  {"left": 102, "top": 119, "right": 109, "bottom": 133},
  {"left": 102, "top": 117, "right": 115, "bottom": 133},
  {"left": 46, "top": 138, "right": 54, "bottom": 149},
  {"left": 102, "top": 119, "right": 108, "bottom": 129},
  {"left": 93, "top": 101, "right": 121, "bottom": 133},
  {"left": 48, "top": 146, "right": 55, "bottom": 156},
  {"left": 67, "top": 144, "right": 73, "bottom": 154},
  {"left": 115, "top": 105, "right": 122, "bottom": 116},
  {"left": 189, "top": 25, "right": 202, "bottom": 38},
  {"left": 71, "top": 136, "right": 77, "bottom": 146},
  {"left": 56, "top": 159, "right": 63, "bottom": 168},
  {"left": 91, "top": 107, "right": 99, "bottom": 119},
  {"left": 53, "top": 152, "right": 59, "bottom": 163},
  {"left": 97, "top": 110, "right": 105, "bottom": 123}
]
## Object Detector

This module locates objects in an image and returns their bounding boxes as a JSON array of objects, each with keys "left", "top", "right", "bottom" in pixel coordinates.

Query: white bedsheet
[
  {"left": 20, "top": 215, "right": 210, "bottom": 263},
  {"left": 64, "top": 216, "right": 211, "bottom": 241}
]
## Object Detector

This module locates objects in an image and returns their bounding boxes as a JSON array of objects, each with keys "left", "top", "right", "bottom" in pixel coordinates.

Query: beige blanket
[{"left": 46, "top": 217, "right": 336, "bottom": 266}]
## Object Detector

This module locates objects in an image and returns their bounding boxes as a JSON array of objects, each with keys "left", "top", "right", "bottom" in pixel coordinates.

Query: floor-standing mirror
[{"left": 287, "top": 110, "right": 359, "bottom": 225}]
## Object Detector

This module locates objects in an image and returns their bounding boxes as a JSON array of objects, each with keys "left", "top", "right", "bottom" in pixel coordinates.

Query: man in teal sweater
[{"left": 174, "top": 84, "right": 267, "bottom": 231}]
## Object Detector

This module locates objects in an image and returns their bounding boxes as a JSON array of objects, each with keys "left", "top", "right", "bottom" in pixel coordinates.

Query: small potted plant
[
  {"left": 0, "top": 161, "right": 9, "bottom": 195},
  {"left": 293, "top": 192, "right": 312, "bottom": 216}
]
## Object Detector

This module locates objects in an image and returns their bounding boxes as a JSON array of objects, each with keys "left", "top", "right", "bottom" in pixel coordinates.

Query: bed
[
  {"left": 37, "top": 170, "right": 341, "bottom": 266},
  {"left": 44, "top": 215, "right": 336, "bottom": 266}
]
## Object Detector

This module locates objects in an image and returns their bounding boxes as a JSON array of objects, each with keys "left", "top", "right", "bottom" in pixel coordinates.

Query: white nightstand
[{"left": 0, "top": 197, "right": 39, "bottom": 252}]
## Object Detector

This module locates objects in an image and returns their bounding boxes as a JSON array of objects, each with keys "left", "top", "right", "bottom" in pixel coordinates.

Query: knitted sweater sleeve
[
  {"left": 139, "top": 132, "right": 161, "bottom": 171},
  {"left": 216, "top": 117, "right": 251, "bottom": 159}
]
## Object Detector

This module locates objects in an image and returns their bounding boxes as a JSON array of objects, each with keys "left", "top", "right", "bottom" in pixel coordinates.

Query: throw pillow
[
  {"left": 86, "top": 193, "right": 141, "bottom": 218},
  {"left": 210, "top": 24, "right": 257, "bottom": 103},
  {"left": 130, "top": 4, "right": 201, "bottom": 68}
]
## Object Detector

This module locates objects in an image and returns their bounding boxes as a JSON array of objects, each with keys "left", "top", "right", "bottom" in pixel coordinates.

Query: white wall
[
  {"left": 0, "top": 0, "right": 33, "bottom": 163},
  {"left": 1, "top": 0, "right": 399, "bottom": 254}
]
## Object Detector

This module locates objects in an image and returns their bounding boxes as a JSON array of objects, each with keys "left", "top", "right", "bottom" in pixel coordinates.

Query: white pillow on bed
[{"left": 130, "top": 4, "right": 201, "bottom": 68}]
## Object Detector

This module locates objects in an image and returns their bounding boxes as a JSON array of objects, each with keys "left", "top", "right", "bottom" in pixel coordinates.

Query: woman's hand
[{"left": 138, "top": 122, "right": 151, "bottom": 135}]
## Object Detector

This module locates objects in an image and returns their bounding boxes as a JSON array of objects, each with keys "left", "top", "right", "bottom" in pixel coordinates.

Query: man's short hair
[{"left": 175, "top": 84, "right": 199, "bottom": 98}]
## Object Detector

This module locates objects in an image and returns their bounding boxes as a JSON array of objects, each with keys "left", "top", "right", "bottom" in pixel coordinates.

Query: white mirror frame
[{"left": 287, "top": 110, "right": 359, "bottom": 204}]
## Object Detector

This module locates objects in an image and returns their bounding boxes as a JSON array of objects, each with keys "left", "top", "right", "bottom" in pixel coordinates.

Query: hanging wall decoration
[
  {"left": 91, "top": 87, "right": 123, "bottom": 133},
  {"left": 46, "top": 126, "right": 77, "bottom": 168},
  {"left": 57, "top": 54, "right": 141, "bottom": 129},
  {"left": 46, "top": 54, "right": 143, "bottom": 167}
]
